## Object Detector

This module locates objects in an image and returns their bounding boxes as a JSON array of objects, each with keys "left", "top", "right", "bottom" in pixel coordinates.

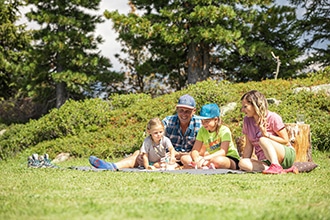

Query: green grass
[{"left": 1, "top": 151, "right": 330, "bottom": 220}]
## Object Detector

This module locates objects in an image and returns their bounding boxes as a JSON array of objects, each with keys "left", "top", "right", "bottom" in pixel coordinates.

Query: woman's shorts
[{"left": 263, "top": 145, "right": 296, "bottom": 169}]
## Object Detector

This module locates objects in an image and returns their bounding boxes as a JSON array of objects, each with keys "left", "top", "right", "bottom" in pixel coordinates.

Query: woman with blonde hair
[{"left": 239, "top": 90, "right": 297, "bottom": 174}]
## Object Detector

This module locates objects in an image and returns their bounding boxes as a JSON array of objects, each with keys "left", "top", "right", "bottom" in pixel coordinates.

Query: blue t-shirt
[{"left": 162, "top": 115, "right": 202, "bottom": 152}]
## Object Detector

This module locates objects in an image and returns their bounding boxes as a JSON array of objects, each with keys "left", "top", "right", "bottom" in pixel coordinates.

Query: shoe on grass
[
  {"left": 43, "top": 154, "right": 58, "bottom": 168},
  {"left": 262, "top": 164, "right": 284, "bottom": 174},
  {"left": 89, "top": 156, "right": 117, "bottom": 171},
  {"left": 28, "top": 156, "right": 37, "bottom": 168},
  {"left": 27, "top": 154, "right": 41, "bottom": 168}
]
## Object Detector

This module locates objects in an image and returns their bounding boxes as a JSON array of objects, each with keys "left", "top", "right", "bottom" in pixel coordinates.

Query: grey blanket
[{"left": 69, "top": 166, "right": 246, "bottom": 175}]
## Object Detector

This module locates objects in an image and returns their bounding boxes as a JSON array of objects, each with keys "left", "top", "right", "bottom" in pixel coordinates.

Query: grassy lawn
[{"left": 1, "top": 151, "right": 329, "bottom": 220}]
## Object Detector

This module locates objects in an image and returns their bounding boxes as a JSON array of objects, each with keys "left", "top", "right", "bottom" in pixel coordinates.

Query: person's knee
[
  {"left": 212, "top": 157, "right": 233, "bottom": 169},
  {"left": 238, "top": 158, "right": 251, "bottom": 171},
  {"left": 180, "top": 155, "right": 192, "bottom": 165}
]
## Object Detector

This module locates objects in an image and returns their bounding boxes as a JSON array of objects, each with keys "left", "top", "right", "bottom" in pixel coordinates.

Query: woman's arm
[
  {"left": 260, "top": 126, "right": 290, "bottom": 145},
  {"left": 242, "top": 135, "right": 253, "bottom": 158},
  {"left": 271, "top": 128, "right": 290, "bottom": 145}
]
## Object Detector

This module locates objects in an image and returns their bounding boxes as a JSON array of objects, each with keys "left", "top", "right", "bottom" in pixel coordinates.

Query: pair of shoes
[
  {"left": 89, "top": 156, "right": 117, "bottom": 171},
  {"left": 262, "top": 164, "right": 284, "bottom": 174},
  {"left": 283, "top": 165, "right": 299, "bottom": 174},
  {"left": 27, "top": 153, "right": 57, "bottom": 168}
]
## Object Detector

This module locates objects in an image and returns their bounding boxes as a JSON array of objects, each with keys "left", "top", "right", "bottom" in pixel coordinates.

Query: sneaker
[
  {"left": 89, "top": 156, "right": 117, "bottom": 171},
  {"left": 262, "top": 164, "right": 284, "bottom": 174},
  {"left": 43, "top": 154, "right": 58, "bottom": 168},
  {"left": 27, "top": 156, "right": 36, "bottom": 168},
  {"left": 38, "top": 155, "right": 46, "bottom": 167},
  {"left": 283, "top": 165, "right": 299, "bottom": 174},
  {"left": 27, "top": 154, "right": 41, "bottom": 168}
]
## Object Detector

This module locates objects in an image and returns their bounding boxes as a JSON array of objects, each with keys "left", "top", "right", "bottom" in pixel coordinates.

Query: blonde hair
[
  {"left": 241, "top": 90, "right": 268, "bottom": 129},
  {"left": 214, "top": 117, "right": 222, "bottom": 135},
  {"left": 146, "top": 117, "right": 164, "bottom": 134}
]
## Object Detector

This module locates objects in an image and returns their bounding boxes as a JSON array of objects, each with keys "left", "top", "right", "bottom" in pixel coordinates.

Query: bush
[{"left": 0, "top": 68, "right": 329, "bottom": 160}]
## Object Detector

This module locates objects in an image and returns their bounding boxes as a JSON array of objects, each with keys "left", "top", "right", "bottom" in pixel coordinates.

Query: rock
[
  {"left": 0, "top": 129, "right": 6, "bottom": 135},
  {"left": 221, "top": 102, "right": 237, "bottom": 116},
  {"left": 52, "top": 152, "right": 70, "bottom": 163},
  {"left": 293, "top": 84, "right": 330, "bottom": 96}
]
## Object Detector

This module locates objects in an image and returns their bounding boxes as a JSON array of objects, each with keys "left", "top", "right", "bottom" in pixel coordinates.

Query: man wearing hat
[{"left": 163, "top": 94, "right": 202, "bottom": 163}]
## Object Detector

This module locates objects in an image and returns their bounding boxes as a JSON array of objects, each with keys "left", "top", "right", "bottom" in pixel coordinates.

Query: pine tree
[
  {"left": 290, "top": 0, "right": 330, "bottom": 67},
  {"left": 105, "top": 0, "right": 303, "bottom": 87},
  {"left": 25, "top": 0, "right": 122, "bottom": 108},
  {"left": 0, "top": 0, "right": 33, "bottom": 100},
  {"left": 216, "top": 4, "right": 304, "bottom": 81}
]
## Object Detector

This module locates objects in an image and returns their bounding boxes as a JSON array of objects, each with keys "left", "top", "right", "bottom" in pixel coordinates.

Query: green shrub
[
  {"left": 0, "top": 98, "right": 114, "bottom": 159},
  {"left": 0, "top": 68, "right": 329, "bottom": 160},
  {"left": 109, "top": 93, "right": 151, "bottom": 109}
]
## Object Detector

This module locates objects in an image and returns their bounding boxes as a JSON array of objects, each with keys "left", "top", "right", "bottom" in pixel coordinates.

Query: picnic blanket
[{"left": 69, "top": 166, "right": 246, "bottom": 175}]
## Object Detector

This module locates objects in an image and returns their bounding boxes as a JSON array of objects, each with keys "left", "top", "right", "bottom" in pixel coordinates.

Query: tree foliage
[
  {"left": 290, "top": 0, "right": 330, "bottom": 67},
  {"left": 105, "top": 0, "right": 304, "bottom": 90},
  {"left": 25, "top": 0, "right": 123, "bottom": 108},
  {"left": 0, "top": 0, "right": 33, "bottom": 100},
  {"left": 217, "top": 4, "right": 304, "bottom": 82}
]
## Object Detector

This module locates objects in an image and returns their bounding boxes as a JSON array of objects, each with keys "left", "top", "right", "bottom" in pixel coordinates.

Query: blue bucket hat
[
  {"left": 198, "top": 103, "right": 220, "bottom": 119},
  {"left": 176, "top": 94, "right": 196, "bottom": 109}
]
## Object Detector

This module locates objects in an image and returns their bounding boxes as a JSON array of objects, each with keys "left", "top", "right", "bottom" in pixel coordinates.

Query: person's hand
[
  {"left": 259, "top": 125, "right": 268, "bottom": 137},
  {"left": 137, "top": 154, "right": 144, "bottom": 165},
  {"left": 169, "top": 157, "right": 176, "bottom": 165},
  {"left": 196, "top": 157, "right": 206, "bottom": 169},
  {"left": 175, "top": 151, "right": 187, "bottom": 160}
]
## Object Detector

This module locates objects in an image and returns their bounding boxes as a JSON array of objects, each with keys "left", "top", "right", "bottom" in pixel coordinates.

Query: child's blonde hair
[
  {"left": 214, "top": 117, "right": 222, "bottom": 135},
  {"left": 146, "top": 117, "right": 164, "bottom": 134}
]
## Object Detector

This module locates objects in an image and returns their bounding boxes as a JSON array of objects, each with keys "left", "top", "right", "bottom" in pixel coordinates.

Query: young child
[
  {"left": 181, "top": 103, "right": 240, "bottom": 169},
  {"left": 89, "top": 117, "right": 178, "bottom": 170},
  {"left": 140, "top": 117, "right": 178, "bottom": 170}
]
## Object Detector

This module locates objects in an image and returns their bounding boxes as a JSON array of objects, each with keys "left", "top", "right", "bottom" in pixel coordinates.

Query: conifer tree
[
  {"left": 26, "top": 0, "right": 122, "bottom": 108},
  {"left": 290, "top": 0, "right": 330, "bottom": 67},
  {"left": 105, "top": 0, "right": 303, "bottom": 87},
  {"left": 0, "top": 0, "right": 32, "bottom": 100}
]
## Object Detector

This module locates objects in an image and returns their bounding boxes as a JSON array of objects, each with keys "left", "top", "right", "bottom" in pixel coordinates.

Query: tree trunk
[
  {"left": 187, "top": 42, "right": 210, "bottom": 84},
  {"left": 55, "top": 54, "right": 67, "bottom": 109},
  {"left": 56, "top": 82, "right": 67, "bottom": 109},
  {"left": 285, "top": 123, "right": 312, "bottom": 162}
]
